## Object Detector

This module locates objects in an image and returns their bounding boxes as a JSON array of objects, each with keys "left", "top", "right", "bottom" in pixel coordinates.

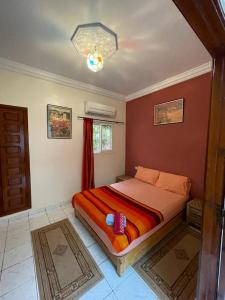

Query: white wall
[{"left": 0, "top": 70, "right": 126, "bottom": 209}]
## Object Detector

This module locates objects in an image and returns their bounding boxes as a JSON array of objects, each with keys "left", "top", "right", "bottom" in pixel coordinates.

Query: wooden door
[
  {"left": 216, "top": 58, "right": 225, "bottom": 300},
  {"left": 200, "top": 56, "right": 225, "bottom": 299},
  {"left": 0, "top": 104, "right": 31, "bottom": 216},
  {"left": 171, "top": 1, "right": 225, "bottom": 299}
]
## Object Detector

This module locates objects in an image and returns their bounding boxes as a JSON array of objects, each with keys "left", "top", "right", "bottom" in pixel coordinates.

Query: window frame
[
  {"left": 219, "top": 0, "right": 225, "bottom": 19},
  {"left": 93, "top": 122, "right": 113, "bottom": 154}
]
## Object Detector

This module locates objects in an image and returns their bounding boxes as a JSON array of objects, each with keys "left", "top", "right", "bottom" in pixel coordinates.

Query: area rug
[
  {"left": 134, "top": 226, "right": 201, "bottom": 300},
  {"left": 31, "top": 218, "right": 103, "bottom": 300}
]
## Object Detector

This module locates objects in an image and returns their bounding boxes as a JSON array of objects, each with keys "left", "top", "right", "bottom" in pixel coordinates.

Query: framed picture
[
  {"left": 154, "top": 98, "right": 184, "bottom": 125},
  {"left": 47, "top": 105, "right": 72, "bottom": 139}
]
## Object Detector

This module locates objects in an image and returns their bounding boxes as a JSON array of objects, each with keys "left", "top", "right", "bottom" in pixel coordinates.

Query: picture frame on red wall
[{"left": 154, "top": 98, "right": 184, "bottom": 125}]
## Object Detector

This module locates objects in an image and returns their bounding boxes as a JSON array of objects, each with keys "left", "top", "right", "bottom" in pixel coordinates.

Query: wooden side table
[
  {"left": 186, "top": 198, "right": 203, "bottom": 230},
  {"left": 116, "top": 175, "right": 132, "bottom": 183}
]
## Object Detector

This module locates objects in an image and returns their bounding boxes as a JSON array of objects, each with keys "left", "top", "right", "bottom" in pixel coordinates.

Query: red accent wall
[{"left": 126, "top": 73, "right": 211, "bottom": 198}]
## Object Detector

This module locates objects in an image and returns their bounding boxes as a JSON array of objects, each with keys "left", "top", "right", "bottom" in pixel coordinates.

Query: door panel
[
  {"left": 0, "top": 104, "right": 31, "bottom": 216},
  {"left": 198, "top": 56, "right": 225, "bottom": 299}
]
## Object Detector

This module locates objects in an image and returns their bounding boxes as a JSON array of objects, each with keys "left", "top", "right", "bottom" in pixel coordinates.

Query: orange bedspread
[{"left": 72, "top": 186, "right": 163, "bottom": 253}]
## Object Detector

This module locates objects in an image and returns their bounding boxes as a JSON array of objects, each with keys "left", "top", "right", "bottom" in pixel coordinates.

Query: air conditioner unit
[{"left": 85, "top": 101, "right": 117, "bottom": 117}]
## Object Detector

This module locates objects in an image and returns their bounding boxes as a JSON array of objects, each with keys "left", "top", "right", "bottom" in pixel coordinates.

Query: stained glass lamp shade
[
  {"left": 87, "top": 50, "right": 104, "bottom": 72},
  {"left": 71, "top": 23, "right": 118, "bottom": 72}
]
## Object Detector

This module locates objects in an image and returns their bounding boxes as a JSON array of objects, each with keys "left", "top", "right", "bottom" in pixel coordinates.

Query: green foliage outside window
[
  {"left": 93, "top": 124, "right": 101, "bottom": 153},
  {"left": 93, "top": 124, "right": 112, "bottom": 153},
  {"left": 101, "top": 125, "right": 112, "bottom": 151}
]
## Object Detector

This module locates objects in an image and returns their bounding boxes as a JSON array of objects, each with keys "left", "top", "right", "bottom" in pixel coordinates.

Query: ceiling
[{"left": 0, "top": 0, "right": 211, "bottom": 97}]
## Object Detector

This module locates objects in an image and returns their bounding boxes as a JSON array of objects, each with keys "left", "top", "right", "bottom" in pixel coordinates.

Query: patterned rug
[
  {"left": 134, "top": 225, "right": 200, "bottom": 300},
  {"left": 31, "top": 218, "right": 103, "bottom": 300}
]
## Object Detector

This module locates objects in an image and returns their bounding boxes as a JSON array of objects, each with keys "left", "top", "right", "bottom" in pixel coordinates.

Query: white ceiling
[{"left": 0, "top": 0, "right": 211, "bottom": 96}]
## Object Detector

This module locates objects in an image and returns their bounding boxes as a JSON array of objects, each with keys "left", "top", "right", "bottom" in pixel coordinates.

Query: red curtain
[{"left": 82, "top": 118, "right": 95, "bottom": 191}]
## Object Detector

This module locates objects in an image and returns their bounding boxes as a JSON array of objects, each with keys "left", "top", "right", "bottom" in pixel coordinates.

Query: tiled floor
[{"left": 0, "top": 204, "right": 159, "bottom": 300}]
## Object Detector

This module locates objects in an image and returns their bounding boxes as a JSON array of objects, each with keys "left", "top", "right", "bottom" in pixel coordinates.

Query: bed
[{"left": 72, "top": 175, "right": 189, "bottom": 276}]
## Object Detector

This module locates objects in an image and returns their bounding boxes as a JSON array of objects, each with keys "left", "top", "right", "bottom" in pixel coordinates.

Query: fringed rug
[
  {"left": 31, "top": 218, "right": 103, "bottom": 300},
  {"left": 134, "top": 225, "right": 200, "bottom": 300}
]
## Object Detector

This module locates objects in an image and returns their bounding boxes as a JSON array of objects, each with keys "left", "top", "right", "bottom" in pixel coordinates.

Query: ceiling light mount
[{"left": 71, "top": 22, "right": 118, "bottom": 72}]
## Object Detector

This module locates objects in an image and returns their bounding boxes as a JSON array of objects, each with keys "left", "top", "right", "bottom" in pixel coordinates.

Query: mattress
[{"left": 74, "top": 179, "right": 187, "bottom": 256}]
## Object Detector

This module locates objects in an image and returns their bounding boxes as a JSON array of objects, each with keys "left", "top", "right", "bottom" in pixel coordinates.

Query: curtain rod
[{"left": 77, "top": 116, "right": 124, "bottom": 125}]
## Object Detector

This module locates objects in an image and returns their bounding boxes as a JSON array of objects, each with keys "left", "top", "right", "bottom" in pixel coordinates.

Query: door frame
[{"left": 172, "top": 1, "right": 225, "bottom": 299}]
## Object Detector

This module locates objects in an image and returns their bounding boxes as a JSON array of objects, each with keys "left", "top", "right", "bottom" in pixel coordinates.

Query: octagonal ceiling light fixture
[{"left": 71, "top": 22, "right": 118, "bottom": 72}]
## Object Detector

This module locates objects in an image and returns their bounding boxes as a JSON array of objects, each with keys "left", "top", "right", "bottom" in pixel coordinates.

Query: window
[
  {"left": 220, "top": 0, "right": 225, "bottom": 15},
  {"left": 93, "top": 124, "right": 112, "bottom": 153}
]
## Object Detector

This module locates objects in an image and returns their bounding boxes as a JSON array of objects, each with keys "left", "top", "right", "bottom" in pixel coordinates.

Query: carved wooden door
[{"left": 0, "top": 104, "right": 31, "bottom": 216}]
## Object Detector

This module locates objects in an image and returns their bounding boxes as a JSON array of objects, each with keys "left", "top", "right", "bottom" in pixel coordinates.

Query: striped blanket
[{"left": 72, "top": 186, "right": 163, "bottom": 253}]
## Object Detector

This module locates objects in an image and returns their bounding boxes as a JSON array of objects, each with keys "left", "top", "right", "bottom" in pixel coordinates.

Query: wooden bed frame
[{"left": 75, "top": 209, "right": 185, "bottom": 276}]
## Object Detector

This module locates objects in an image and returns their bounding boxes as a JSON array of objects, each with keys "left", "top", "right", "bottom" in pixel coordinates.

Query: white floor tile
[
  {"left": 62, "top": 202, "right": 73, "bottom": 209},
  {"left": 62, "top": 206, "right": 74, "bottom": 216},
  {"left": 8, "top": 212, "right": 28, "bottom": 223},
  {"left": 29, "top": 215, "right": 50, "bottom": 230},
  {"left": 0, "top": 219, "right": 8, "bottom": 225},
  {"left": 70, "top": 217, "right": 85, "bottom": 230},
  {"left": 28, "top": 208, "right": 46, "bottom": 217},
  {"left": 5, "top": 230, "right": 31, "bottom": 251},
  {"left": 79, "top": 279, "right": 112, "bottom": 300},
  {"left": 0, "top": 257, "right": 35, "bottom": 296},
  {"left": 71, "top": 221, "right": 95, "bottom": 247},
  {"left": 0, "top": 221, "right": 8, "bottom": 233},
  {"left": 8, "top": 220, "right": 29, "bottom": 234},
  {"left": 77, "top": 227, "right": 96, "bottom": 248},
  {"left": 0, "top": 237, "right": 6, "bottom": 254},
  {"left": 29, "top": 211, "right": 47, "bottom": 219},
  {"left": 0, "top": 232, "right": 5, "bottom": 241},
  {"left": 3, "top": 242, "right": 32, "bottom": 270},
  {"left": 46, "top": 207, "right": 66, "bottom": 223},
  {"left": 88, "top": 243, "right": 108, "bottom": 265},
  {"left": 0, "top": 279, "right": 37, "bottom": 300},
  {"left": 45, "top": 203, "right": 61, "bottom": 211},
  {"left": 67, "top": 213, "right": 76, "bottom": 223},
  {"left": 60, "top": 201, "right": 71, "bottom": 208},
  {"left": 99, "top": 260, "right": 134, "bottom": 290},
  {"left": 46, "top": 206, "right": 62, "bottom": 213},
  {"left": 0, "top": 252, "right": 3, "bottom": 270},
  {"left": 104, "top": 291, "right": 118, "bottom": 300},
  {"left": 114, "top": 272, "right": 158, "bottom": 300}
]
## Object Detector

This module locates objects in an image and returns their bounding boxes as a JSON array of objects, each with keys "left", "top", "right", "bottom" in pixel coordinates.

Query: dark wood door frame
[{"left": 172, "top": 1, "right": 225, "bottom": 299}]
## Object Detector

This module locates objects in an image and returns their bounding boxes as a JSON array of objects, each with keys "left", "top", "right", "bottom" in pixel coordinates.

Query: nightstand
[
  {"left": 116, "top": 175, "right": 132, "bottom": 183},
  {"left": 186, "top": 198, "right": 203, "bottom": 230}
]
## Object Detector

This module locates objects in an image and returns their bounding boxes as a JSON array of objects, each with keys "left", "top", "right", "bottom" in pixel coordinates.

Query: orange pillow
[
  {"left": 135, "top": 166, "right": 160, "bottom": 185},
  {"left": 155, "top": 171, "right": 191, "bottom": 197}
]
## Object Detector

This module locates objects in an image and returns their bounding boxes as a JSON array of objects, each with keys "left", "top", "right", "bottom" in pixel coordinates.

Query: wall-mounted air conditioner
[{"left": 85, "top": 101, "right": 117, "bottom": 117}]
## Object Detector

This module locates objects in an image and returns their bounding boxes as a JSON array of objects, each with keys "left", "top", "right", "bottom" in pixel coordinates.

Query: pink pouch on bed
[{"left": 113, "top": 212, "right": 125, "bottom": 234}]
